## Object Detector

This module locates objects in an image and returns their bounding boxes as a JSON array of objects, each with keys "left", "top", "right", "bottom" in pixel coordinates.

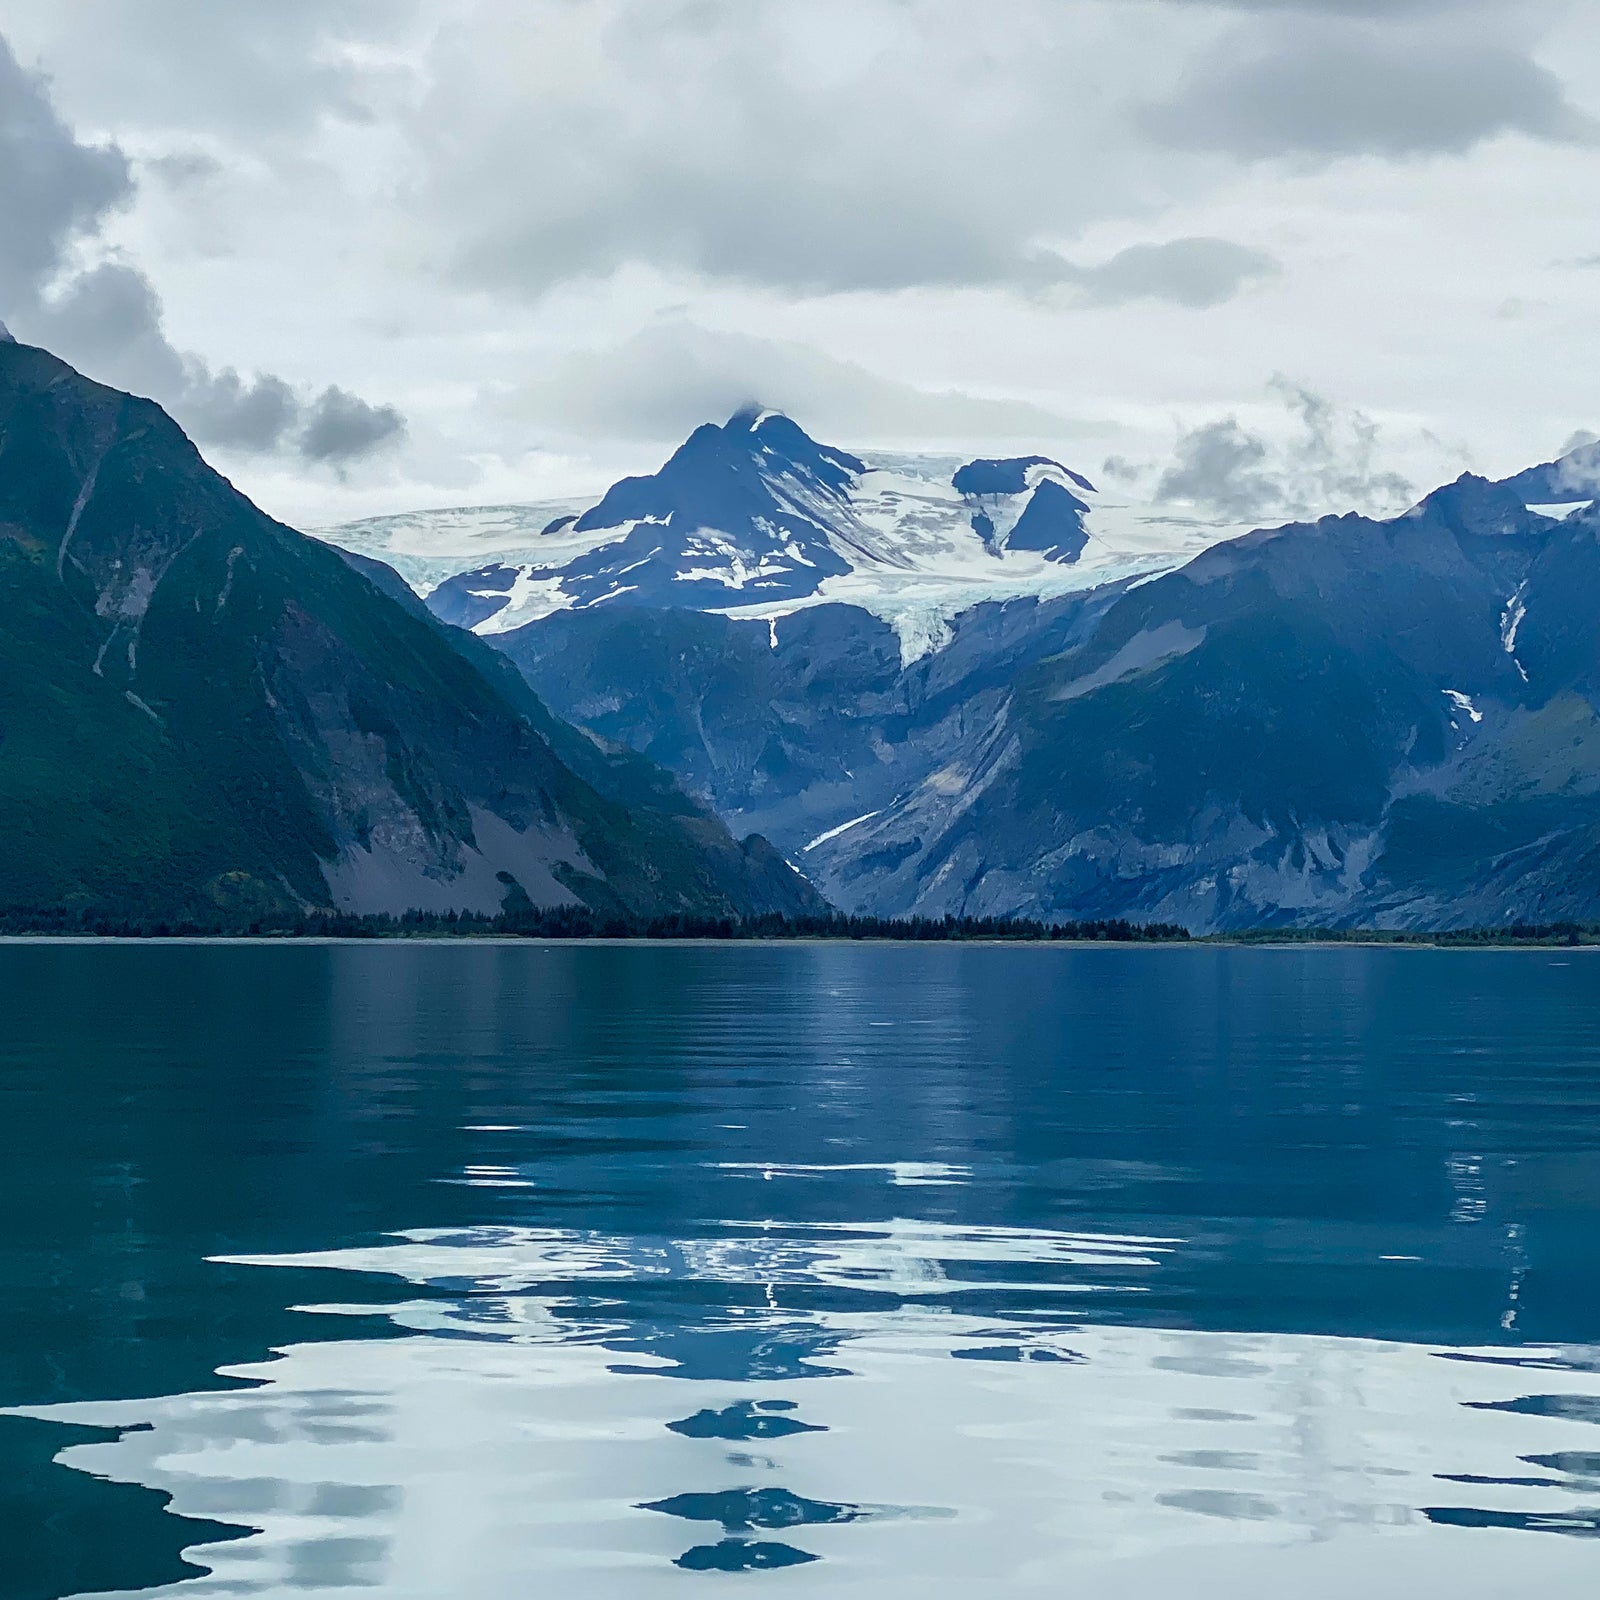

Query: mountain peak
[
  {"left": 726, "top": 403, "right": 786, "bottom": 432},
  {"left": 716, "top": 406, "right": 862, "bottom": 481},
  {"left": 0, "top": 320, "right": 15, "bottom": 345},
  {"left": 1407, "top": 473, "right": 1541, "bottom": 538}
]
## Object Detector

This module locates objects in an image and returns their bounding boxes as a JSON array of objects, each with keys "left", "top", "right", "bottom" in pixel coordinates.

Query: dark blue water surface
[{"left": 3, "top": 942, "right": 1600, "bottom": 1597}]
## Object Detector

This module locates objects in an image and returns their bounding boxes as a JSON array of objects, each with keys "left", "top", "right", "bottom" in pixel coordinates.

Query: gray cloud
[
  {"left": 184, "top": 367, "right": 301, "bottom": 452},
  {"left": 0, "top": 31, "right": 405, "bottom": 465},
  {"left": 26, "top": 262, "right": 300, "bottom": 449},
  {"left": 300, "top": 386, "right": 407, "bottom": 463},
  {"left": 143, "top": 149, "right": 226, "bottom": 188},
  {"left": 409, "top": 1, "right": 1591, "bottom": 304},
  {"left": 28, "top": 262, "right": 185, "bottom": 391},
  {"left": 509, "top": 320, "right": 1080, "bottom": 446},
  {"left": 416, "top": 2, "right": 1201, "bottom": 300},
  {"left": 1547, "top": 432, "right": 1600, "bottom": 496},
  {"left": 0, "top": 40, "right": 131, "bottom": 310},
  {"left": 21, "top": 259, "right": 400, "bottom": 463},
  {"left": 1149, "top": 377, "right": 1415, "bottom": 520},
  {"left": 1154, "top": 420, "right": 1281, "bottom": 518},
  {"left": 1, "top": 0, "right": 422, "bottom": 138},
  {"left": 1146, "top": 24, "right": 1597, "bottom": 160},
  {"left": 1043, "top": 236, "right": 1280, "bottom": 308}
]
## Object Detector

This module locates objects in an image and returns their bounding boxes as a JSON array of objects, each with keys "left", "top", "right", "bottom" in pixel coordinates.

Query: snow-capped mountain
[
  {"left": 314, "top": 416, "right": 1600, "bottom": 932},
  {"left": 319, "top": 408, "right": 1242, "bottom": 663},
  {"left": 490, "top": 447, "right": 1600, "bottom": 932}
]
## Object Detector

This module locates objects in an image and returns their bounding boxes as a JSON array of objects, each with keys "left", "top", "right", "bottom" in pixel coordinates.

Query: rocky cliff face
[{"left": 0, "top": 339, "right": 825, "bottom": 923}]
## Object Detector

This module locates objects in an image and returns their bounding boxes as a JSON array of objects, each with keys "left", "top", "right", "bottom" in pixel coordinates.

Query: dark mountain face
[
  {"left": 495, "top": 588, "right": 1119, "bottom": 873},
  {"left": 491, "top": 458, "right": 1600, "bottom": 932},
  {"left": 952, "top": 456, "right": 1093, "bottom": 561},
  {"left": 553, "top": 407, "right": 863, "bottom": 609},
  {"left": 810, "top": 478, "right": 1600, "bottom": 929},
  {"left": 1000, "top": 478, "right": 1090, "bottom": 561},
  {"left": 0, "top": 341, "right": 824, "bottom": 923}
]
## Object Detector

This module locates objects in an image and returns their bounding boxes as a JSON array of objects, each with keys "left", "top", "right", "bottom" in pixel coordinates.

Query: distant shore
[{"left": 0, "top": 926, "right": 1594, "bottom": 951}]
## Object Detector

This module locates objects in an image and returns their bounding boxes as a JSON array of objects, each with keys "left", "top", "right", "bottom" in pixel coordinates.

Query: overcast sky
[{"left": 2, "top": 0, "right": 1597, "bottom": 527}]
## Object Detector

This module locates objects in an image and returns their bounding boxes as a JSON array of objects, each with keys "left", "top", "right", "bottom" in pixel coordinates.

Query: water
[{"left": 3, "top": 942, "right": 1600, "bottom": 1597}]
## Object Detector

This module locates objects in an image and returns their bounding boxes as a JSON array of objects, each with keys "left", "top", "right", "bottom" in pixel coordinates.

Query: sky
[{"left": 1, "top": 0, "right": 1597, "bottom": 529}]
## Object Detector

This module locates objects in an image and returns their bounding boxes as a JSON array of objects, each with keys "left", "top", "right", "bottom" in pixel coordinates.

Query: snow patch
[
  {"left": 473, "top": 569, "right": 573, "bottom": 635},
  {"left": 1497, "top": 582, "right": 1523, "bottom": 656},
  {"left": 804, "top": 810, "right": 883, "bottom": 852},
  {"left": 1443, "top": 689, "right": 1483, "bottom": 724}
]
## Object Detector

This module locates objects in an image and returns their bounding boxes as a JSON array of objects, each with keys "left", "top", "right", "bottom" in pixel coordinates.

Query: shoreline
[{"left": 0, "top": 934, "right": 1592, "bottom": 951}]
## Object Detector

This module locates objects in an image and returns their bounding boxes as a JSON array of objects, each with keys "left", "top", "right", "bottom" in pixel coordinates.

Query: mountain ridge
[{"left": 464, "top": 424, "right": 1600, "bottom": 931}]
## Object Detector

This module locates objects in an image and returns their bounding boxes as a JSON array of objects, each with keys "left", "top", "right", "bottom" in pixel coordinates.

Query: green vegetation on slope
[{"left": 0, "top": 340, "right": 824, "bottom": 923}]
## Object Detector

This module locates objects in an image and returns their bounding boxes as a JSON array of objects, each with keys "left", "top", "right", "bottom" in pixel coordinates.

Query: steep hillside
[{"left": 0, "top": 341, "right": 824, "bottom": 923}]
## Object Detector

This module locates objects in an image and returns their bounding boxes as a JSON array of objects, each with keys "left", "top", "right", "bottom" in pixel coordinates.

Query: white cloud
[
  {"left": 507, "top": 319, "right": 1085, "bottom": 446},
  {"left": 411, "top": 0, "right": 1203, "bottom": 299}
]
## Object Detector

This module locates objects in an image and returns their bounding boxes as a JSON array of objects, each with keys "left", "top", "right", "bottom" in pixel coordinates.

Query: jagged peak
[{"left": 0, "top": 319, "right": 15, "bottom": 345}]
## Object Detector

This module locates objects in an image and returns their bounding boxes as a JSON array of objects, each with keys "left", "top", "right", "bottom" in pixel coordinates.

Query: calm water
[{"left": 4, "top": 943, "right": 1600, "bottom": 1598}]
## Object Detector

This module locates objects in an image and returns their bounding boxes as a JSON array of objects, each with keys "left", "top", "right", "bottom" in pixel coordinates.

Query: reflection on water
[
  {"left": 22, "top": 1214, "right": 1600, "bottom": 1594},
  {"left": 4, "top": 943, "right": 1600, "bottom": 1595}
]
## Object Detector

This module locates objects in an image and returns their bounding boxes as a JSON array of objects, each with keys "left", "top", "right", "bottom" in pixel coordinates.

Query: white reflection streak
[{"left": 217, "top": 1217, "right": 1176, "bottom": 1300}]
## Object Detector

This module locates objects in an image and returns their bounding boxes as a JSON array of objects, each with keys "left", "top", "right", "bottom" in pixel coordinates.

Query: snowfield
[{"left": 316, "top": 439, "right": 1257, "bottom": 664}]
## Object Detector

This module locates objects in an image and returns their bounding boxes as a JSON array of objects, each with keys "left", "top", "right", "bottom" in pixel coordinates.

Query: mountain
[
  {"left": 1500, "top": 438, "right": 1600, "bottom": 509},
  {"left": 311, "top": 403, "right": 1600, "bottom": 931},
  {"left": 793, "top": 473, "right": 1600, "bottom": 930},
  {"left": 478, "top": 442, "right": 1600, "bottom": 932},
  {"left": 492, "top": 590, "right": 1119, "bottom": 878},
  {"left": 325, "top": 409, "right": 1237, "bottom": 662},
  {"left": 0, "top": 339, "right": 824, "bottom": 923}
]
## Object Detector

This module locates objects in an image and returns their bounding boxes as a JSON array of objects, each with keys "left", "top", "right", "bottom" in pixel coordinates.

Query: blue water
[{"left": 3, "top": 942, "right": 1600, "bottom": 1597}]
